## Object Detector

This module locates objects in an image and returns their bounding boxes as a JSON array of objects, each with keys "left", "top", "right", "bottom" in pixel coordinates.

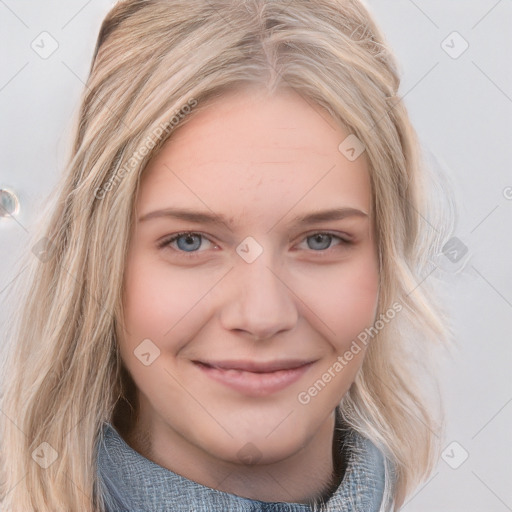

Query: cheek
[
  {"left": 120, "top": 250, "right": 190, "bottom": 354},
  {"left": 122, "top": 246, "right": 205, "bottom": 333},
  {"left": 118, "top": 253, "right": 202, "bottom": 398},
  {"left": 336, "top": 261, "right": 379, "bottom": 333},
  {"left": 120, "top": 249, "right": 225, "bottom": 366},
  {"left": 293, "top": 252, "right": 379, "bottom": 349},
  {"left": 123, "top": 266, "right": 172, "bottom": 338}
]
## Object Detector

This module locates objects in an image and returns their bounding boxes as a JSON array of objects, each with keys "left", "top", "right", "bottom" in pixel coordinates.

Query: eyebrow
[{"left": 138, "top": 207, "right": 368, "bottom": 228}]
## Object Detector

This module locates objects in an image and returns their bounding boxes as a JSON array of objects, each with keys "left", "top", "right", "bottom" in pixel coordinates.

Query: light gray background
[{"left": 0, "top": 1, "right": 511, "bottom": 510}]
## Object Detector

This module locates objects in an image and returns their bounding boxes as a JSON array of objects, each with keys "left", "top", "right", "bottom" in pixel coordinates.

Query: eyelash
[{"left": 157, "top": 231, "right": 353, "bottom": 259}]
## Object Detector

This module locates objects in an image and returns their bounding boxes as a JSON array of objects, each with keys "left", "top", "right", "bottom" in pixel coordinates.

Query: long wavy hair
[{"left": 0, "top": 0, "right": 452, "bottom": 510}]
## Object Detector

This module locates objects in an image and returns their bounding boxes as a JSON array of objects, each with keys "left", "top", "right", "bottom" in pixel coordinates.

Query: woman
[{"left": 0, "top": 0, "right": 450, "bottom": 510}]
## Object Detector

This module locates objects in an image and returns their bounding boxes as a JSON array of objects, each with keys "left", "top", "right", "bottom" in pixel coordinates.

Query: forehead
[{"left": 137, "top": 86, "right": 371, "bottom": 226}]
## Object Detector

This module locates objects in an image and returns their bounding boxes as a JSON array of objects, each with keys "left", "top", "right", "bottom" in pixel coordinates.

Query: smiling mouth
[{"left": 192, "top": 359, "right": 316, "bottom": 396}]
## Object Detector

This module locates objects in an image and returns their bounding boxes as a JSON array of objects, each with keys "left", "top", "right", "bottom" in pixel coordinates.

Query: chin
[
  {"left": 199, "top": 416, "right": 313, "bottom": 465},
  {"left": 216, "top": 436, "right": 306, "bottom": 466}
]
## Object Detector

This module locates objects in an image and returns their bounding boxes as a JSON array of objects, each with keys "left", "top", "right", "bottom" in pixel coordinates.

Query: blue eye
[
  {"left": 158, "top": 231, "right": 352, "bottom": 259},
  {"left": 302, "top": 233, "right": 345, "bottom": 251},
  {"left": 158, "top": 232, "right": 214, "bottom": 254},
  {"left": 173, "top": 233, "right": 201, "bottom": 251}
]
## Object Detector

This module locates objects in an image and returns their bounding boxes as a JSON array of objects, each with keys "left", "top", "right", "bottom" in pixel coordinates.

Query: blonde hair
[{"left": 0, "top": 0, "right": 452, "bottom": 510}]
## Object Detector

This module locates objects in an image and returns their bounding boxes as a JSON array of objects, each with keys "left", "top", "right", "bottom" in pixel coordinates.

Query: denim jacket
[{"left": 96, "top": 421, "right": 395, "bottom": 512}]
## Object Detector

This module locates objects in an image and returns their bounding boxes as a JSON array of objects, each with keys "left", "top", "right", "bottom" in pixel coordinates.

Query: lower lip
[{"left": 195, "top": 362, "right": 314, "bottom": 396}]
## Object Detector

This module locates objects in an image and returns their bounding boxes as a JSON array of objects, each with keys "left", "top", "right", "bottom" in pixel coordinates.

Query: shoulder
[{"left": 338, "top": 427, "right": 398, "bottom": 512}]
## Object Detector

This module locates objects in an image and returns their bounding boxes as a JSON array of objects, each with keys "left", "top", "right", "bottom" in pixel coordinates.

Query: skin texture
[{"left": 118, "top": 85, "right": 380, "bottom": 504}]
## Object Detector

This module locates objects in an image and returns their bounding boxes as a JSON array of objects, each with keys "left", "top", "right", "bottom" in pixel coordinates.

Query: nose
[{"left": 219, "top": 251, "right": 299, "bottom": 341}]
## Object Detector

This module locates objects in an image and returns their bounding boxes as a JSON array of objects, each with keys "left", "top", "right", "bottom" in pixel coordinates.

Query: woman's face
[{"left": 119, "top": 85, "right": 379, "bottom": 470}]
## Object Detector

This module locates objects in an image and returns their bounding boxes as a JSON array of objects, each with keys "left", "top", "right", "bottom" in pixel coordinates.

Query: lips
[
  {"left": 193, "top": 359, "right": 316, "bottom": 396},
  {"left": 196, "top": 359, "right": 314, "bottom": 372}
]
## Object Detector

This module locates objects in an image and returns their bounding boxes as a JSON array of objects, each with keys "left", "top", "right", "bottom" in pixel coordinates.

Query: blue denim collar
[{"left": 96, "top": 420, "right": 389, "bottom": 511}]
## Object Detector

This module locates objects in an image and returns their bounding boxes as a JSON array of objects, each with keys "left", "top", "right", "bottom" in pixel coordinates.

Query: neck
[{"left": 122, "top": 405, "right": 342, "bottom": 504}]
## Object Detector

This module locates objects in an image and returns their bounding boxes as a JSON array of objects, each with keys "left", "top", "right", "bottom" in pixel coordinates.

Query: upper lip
[{"left": 193, "top": 359, "right": 316, "bottom": 373}]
